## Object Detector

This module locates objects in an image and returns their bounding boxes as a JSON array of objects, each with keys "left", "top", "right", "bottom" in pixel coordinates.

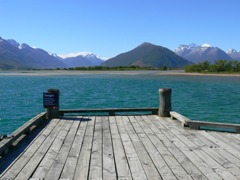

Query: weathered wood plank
[
  {"left": 32, "top": 119, "right": 72, "bottom": 179},
  {"left": 188, "top": 120, "right": 240, "bottom": 133},
  {"left": 195, "top": 131, "right": 240, "bottom": 176},
  {"left": 202, "top": 146, "right": 240, "bottom": 179},
  {"left": 116, "top": 116, "right": 147, "bottom": 179},
  {"left": 44, "top": 119, "right": 79, "bottom": 180},
  {"left": 170, "top": 111, "right": 240, "bottom": 133},
  {"left": 125, "top": 116, "right": 161, "bottom": 180},
  {"left": 102, "top": 116, "right": 116, "bottom": 179},
  {"left": 60, "top": 117, "right": 87, "bottom": 180},
  {"left": 0, "top": 112, "right": 47, "bottom": 156},
  {"left": 193, "top": 147, "right": 239, "bottom": 180},
  {"left": 158, "top": 116, "right": 234, "bottom": 180},
  {"left": 175, "top": 128, "right": 240, "bottom": 180},
  {"left": 88, "top": 116, "right": 103, "bottom": 180},
  {"left": 229, "top": 133, "right": 240, "bottom": 142},
  {"left": 199, "top": 130, "right": 240, "bottom": 159},
  {"left": 212, "top": 146, "right": 240, "bottom": 168},
  {"left": 0, "top": 118, "right": 62, "bottom": 180},
  {"left": 16, "top": 119, "right": 72, "bottom": 180},
  {"left": 60, "top": 107, "right": 159, "bottom": 116},
  {"left": 109, "top": 116, "right": 132, "bottom": 179},
  {"left": 155, "top": 116, "right": 223, "bottom": 179},
  {"left": 208, "top": 131, "right": 240, "bottom": 152},
  {"left": 165, "top": 118, "right": 240, "bottom": 178},
  {"left": 145, "top": 116, "right": 200, "bottom": 180},
  {"left": 115, "top": 116, "right": 126, "bottom": 134},
  {"left": 197, "top": 132, "right": 240, "bottom": 178},
  {"left": 73, "top": 117, "right": 95, "bottom": 180},
  {"left": 133, "top": 116, "right": 176, "bottom": 180},
  {"left": 166, "top": 118, "right": 228, "bottom": 180},
  {"left": 1, "top": 113, "right": 240, "bottom": 180},
  {"left": 147, "top": 116, "right": 207, "bottom": 180},
  {"left": 170, "top": 111, "right": 190, "bottom": 126}
]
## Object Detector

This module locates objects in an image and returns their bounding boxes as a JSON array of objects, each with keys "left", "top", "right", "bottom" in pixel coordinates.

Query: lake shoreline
[
  {"left": 0, "top": 69, "right": 240, "bottom": 77},
  {"left": 1, "top": 70, "right": 239, "bottom": 134}
]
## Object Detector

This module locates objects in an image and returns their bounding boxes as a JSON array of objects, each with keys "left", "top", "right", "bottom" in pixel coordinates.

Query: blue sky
[{"left": 1, "top": 0, "right": 239, "bottom": 58}]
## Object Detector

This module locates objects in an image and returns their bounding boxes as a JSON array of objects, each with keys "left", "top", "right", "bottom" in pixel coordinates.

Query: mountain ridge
[
  {"left": 0, "top": 37, "right": 67, "bottom": 69},
  {"left": 175, "top": 43, "right": 234, "bottom": 63},
  {"left": 102, "top": 42, "right": 192, "bottom": 68},
  {"left": 226, "top": 48, "right": 240, "bottom": 61},
  {"left": 59, "top": 52, "right": 104, "bottom": 67},
  {"left": 0, "top": 37, "right": 104, "bottom": 69},
  {"left": 1, "top": 36, "right": 240, "bottom": 70}
]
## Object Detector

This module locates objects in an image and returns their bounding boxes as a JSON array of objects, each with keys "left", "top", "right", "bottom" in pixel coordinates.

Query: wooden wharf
[{"left": 0, "top": 89, "right": 240, "bottom": 180}]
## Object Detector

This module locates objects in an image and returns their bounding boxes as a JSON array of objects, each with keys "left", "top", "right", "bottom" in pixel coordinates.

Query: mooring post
[
  {"left": 43, "top": 89, "right": 60, "bottom": 119},
  {"left": 159, "top": 88, "right": 172, "bottom": 117}
]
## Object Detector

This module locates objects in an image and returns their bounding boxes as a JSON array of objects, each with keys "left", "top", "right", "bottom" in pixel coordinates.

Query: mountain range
[
  {"left": 0, "top": 36, "right": 240, "bottom": 70},
  {"left": 0, "top": 37, "right": 103, "bottom": 70},
  {"left": 59, "top": 52, "right": 104, "bottom": 68},
  {"left": 0, "top": 37, "right": 66, "bottom": 69},
  {"left": 175, "top": 43, "right": 240, "bottom": 63}
]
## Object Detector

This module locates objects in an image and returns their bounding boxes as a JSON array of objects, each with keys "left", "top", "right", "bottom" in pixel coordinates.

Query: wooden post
[
  {"left": 44, "top": 89, "right": 60, "bottom": 119},
  {"left": 159, "top": 88, "right": 172, "bottom": 117}
]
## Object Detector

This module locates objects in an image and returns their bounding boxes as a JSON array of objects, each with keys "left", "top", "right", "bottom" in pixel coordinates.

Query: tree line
[
  {"left": 62, "top": 65, "right": 170, "bottom": 71},
  {"left": 185, "top": 60, "right": 240, "bottom": 73}
]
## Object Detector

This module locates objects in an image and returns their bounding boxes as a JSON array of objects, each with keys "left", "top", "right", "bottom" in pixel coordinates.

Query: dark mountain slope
[
  {"left": 0, "top": 38, "right": 30, "bottom": 69},
  {"left": 0, "top": 37, "right": 67, "bottom": 69},
  {"left": 102, "top": 42, "right": 192, "bottom": 68}
]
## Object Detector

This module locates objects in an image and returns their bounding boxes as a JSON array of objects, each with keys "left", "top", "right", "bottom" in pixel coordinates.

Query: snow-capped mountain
[
  {"left": 226, "top": 49, "right": 240, "bottom": 61},
  {"left": 175, "top": 43, "right": 197, "bottom": 57},
  {"left": 0, "top": 37, "right": 67, "bottom": 69},
  {"left": 175, "top": 43, "right": 233, "bottom": 63},
  {"left": 1, "top": 36, "right": 239, "bottom": 70},
  {"left": 59, "top": 52, "right": 104, "bottom": 67},
  {"left": 0, "top": 36, "right": 105, "bottom": 69},
  {"left": 226, "top": 49, "right": 237, "bottom": 54}
]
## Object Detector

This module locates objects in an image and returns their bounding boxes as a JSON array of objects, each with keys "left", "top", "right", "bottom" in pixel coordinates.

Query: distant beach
[{"left": 1, "top": 70, "right": 240, "bottom": 77}]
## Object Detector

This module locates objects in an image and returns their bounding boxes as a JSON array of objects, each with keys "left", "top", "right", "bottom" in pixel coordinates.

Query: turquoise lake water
[{"left": 0, "top": 72, "right": 240, "bottom": 135}]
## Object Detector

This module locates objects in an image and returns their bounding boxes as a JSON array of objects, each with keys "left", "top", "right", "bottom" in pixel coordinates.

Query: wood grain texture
[{"left": 1, "top": 115, "right": 240, "bottom": 180}]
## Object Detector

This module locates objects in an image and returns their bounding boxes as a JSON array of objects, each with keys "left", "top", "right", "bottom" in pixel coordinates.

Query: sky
[{"left": 1, "top": 0, "right": 240, "bottom": 59}]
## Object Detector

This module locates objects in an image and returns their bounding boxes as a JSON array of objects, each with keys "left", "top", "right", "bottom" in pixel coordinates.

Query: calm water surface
[{"left": 0, "top": 72, "right": 240, "bottom": 134}]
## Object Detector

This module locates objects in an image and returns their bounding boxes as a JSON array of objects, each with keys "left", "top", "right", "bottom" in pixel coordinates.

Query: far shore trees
[
  {"left": 64, "top": 65, "right": 171, "bottom": 71},
  {"left": 185, "top": 60, "right": 240, "bottom": 73}
]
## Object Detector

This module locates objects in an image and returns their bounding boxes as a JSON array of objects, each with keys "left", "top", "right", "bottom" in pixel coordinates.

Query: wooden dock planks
[{"left": 1, "top": 115, "right": 240, "bottom": 180}]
